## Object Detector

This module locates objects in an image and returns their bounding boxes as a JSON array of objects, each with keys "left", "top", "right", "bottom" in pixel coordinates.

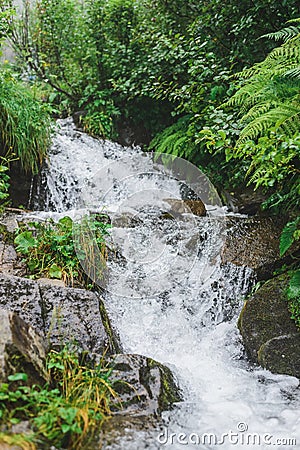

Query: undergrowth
[
  {"left": 14, "top": 215, "right": 111, "bottom": 288},
  {"left": 0, "top": 347, "right": 116, "bottom": 449}
]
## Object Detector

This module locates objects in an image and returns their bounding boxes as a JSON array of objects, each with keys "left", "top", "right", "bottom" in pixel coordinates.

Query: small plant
[
  {"left": 14, "top": 215, "right": 111, "bottom": 287},
  {"left": 280, "top": 217, "right": 300, "bottom": 329},
  {"left": 0, "top": 347, "right": 115, "bottom": 449}
]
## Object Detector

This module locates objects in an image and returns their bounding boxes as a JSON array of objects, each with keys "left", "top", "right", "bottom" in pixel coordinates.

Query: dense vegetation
[
  {"left": 0, "top": 346, "right": 115, "bottom": 449},
  {"left": 1, "top": 0, "right": 299, "bottom": 211},
  {"left": 0, "top": 0, "right": 299, "bottom": 423}
]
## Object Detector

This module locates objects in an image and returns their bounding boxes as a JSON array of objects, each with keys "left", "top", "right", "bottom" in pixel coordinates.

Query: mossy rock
[
  {"left": 258, "top": 334, "right": 300, "bottom": 378},
  {"left": 106, "top": 354, "right": 182, "bottom": 417},
  {"left": 238, "top": 273, "right": 300, "bottom": 377}
]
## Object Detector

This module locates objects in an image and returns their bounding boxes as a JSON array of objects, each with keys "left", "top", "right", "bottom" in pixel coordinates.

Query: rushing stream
[{"left": 33, "top": 119, "right": 300, "bottom": 450}]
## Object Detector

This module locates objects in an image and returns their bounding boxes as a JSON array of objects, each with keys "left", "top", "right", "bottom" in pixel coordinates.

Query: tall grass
[{"left": 0, "top": 70, "right": 52, "bottom": 173}]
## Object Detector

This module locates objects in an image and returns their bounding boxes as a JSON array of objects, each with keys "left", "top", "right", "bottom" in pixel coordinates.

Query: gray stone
[
  {"left": 0, "top": 274, "right": 43, "bottom": 332},
  {"left": 0, "top": 273, "right": 120, "bottom": 358},
  {"left": 238, "top": 274, "right": 300, "bottom": 377},
  {"left": 106, "top": 354, "right": 182, "bottom": 417},
  {"left": 0, "top": 309, "right": 48, "bottom": 385},
  {"left": 39, "top": 284, "right": 120, "bottom": 356}
]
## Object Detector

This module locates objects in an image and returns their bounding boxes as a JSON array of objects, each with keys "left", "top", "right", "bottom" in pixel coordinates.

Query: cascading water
[{"left": 33, "top": 119, "right": 300, "bottom": 450}]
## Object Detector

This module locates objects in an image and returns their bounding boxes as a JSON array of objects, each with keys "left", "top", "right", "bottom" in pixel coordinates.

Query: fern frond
[
  {"left": 261, "top": 25, "right": 300, "bottom": 43},
  {"left": 284, "top": 66, "right": 300, "bottom": 79},
  {"left": 237, "top": 102, "right": 300, "bottom": 143}
]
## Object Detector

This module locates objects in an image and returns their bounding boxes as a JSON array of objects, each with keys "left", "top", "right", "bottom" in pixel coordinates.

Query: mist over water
[{"left": 35, "top": 119, "right": 300, "bottom": 449}]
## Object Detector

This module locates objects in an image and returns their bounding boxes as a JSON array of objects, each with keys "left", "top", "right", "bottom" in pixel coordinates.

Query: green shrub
[
  {"left": 0, "top": 347, "right": 115, "bottom": 449},
  {"left": 14, "top": 215, "right": 111, "bottom": 288}
]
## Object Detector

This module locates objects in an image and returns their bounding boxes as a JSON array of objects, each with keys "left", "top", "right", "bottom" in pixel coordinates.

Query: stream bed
[{"left": 33, "top": 119, "right": 300, "bottom": 450}]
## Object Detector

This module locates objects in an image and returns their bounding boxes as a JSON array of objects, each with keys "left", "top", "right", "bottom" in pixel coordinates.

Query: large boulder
[
  {"left": 106, "top": 354, "right": 182, "bottom": 417},
  {"left": 0, "top": 273, "right": 120, "bottom": 358},
  {"left": 221, "top": 216, "right": 297, "bottom": 280},
  {"left": 238, "top": 274, "right": 300, "bottom": 377},
  {"left": 0, "top": 308, "right": 48, "bottom": 385}
]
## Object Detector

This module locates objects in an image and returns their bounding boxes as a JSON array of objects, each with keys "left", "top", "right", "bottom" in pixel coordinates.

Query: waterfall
[{"left": 33, "top": 119, "right": 300, "bottom": 450}]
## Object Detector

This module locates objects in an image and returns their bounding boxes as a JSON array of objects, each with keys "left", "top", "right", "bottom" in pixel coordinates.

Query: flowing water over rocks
[{"left": 33, "top": 119, "right": 300, "bottom": 449}]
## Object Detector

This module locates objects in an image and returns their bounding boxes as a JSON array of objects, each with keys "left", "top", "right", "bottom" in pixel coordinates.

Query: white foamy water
[{"left": 33, "top": 119, "right": 300, "bottom": 450}]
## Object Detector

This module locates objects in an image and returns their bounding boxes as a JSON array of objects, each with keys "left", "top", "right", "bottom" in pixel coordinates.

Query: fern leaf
[{"left": 261, "top": 25, "right": 300, "bottom": 43}]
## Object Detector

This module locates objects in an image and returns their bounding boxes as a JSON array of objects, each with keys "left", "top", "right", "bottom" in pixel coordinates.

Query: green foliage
[
  {"left": 0, "top": 347, "right": 115, "bottom": 449},
  {"left": 198, "top": 19, "right": 300, "bottom": 211},
  {"left": 287, "top": 270, "right": 300, "bottom": 330},
  {"left": 224, "top": 31, "right": 300, "bottom": 145},
  {"left": 280, "top": 218, "right": 300, "bottom": 329},
  {"left": 79, "top": 87, "right": 120, "bottom": 138},
  {"left": 0, "top": 70, "right": 52, "bottom": 173},
  {"left": 149, "top": 115, "right": 196, "bottom": 159},
  {"left": 14, "top": 215, "right": 110, "bottom": 287},
  {"left": 280, "top": 217, "right": 300, "bottom": 256}
]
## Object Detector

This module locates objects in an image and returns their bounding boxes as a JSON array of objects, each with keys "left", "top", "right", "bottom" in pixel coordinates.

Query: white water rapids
[{"left": 33, "top": 119, "right": 300, "bottom": 450}]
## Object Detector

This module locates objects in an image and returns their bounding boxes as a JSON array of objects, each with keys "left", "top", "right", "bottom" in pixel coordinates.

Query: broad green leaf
[
  {"left": 14, "top": 231, "right": 37, "bottom": 254},
  {"left": 49, "top": 263, "right": 62, "bottom": 279}
]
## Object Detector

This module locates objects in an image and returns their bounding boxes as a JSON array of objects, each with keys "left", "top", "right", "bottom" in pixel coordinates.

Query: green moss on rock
[
  {"left": 238, "top": 273, "right": 300, "bottom": 378},
  {"left": 258, "top": 334, "right": 300, "bottom": 378}
]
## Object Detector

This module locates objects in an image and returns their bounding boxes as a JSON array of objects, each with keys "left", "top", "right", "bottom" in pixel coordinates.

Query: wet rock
[
  {"left": 258, "top": 334, "right": 300, "bottom": 378},
  {"left": 0, "top": 308, "right": 48, "bottom": 385},
  {"left": 40, "top": 283, "right": 120, "bottom": 356},
  {"left": 222, "top": 187, "right": 269, "bottom": 215},
  {"left": 0, "top": 212, "right": 27, "bottom": 277},
  {"left": 0, "top": 273, "right": 120, "bottom": 358},
  {"left": 0, "top": 274, "right": 43, "bottom": 332},
  {"left": 37, "top": 277, "right": 65, "bottom": 288},
  {"left": 163, "top": 199, "right": 206, "bottom": 217},
  {"left": 97, "top": 415, "right": 158, "bottom": 449},
  {"left": 0, "top": 243, "right": 26, "bottom": 277},
  {"left": 238, "top": 274, "right": 300, "bottom": 377},
  {"left": 222, "top": 216, "right": 290, "bottom": 280},
  {"left": 106, "top": 354, "right": 182, "bottom": 417}
]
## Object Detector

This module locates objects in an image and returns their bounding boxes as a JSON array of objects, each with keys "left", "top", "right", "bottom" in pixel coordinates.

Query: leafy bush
[
  {"left": 0, "top": 347, "right": 115, "bottom": 449},
  {"left": 0, "top": 70, "right": 52, "bottom": 173},
  {"left": 14, "top": 215, "right": 110, "bottom": 288}
]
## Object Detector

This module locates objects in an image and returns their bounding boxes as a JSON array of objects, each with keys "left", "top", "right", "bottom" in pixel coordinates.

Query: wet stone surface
[{"left": 0, "top": 273, "right": 120, "bottom": 358}]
